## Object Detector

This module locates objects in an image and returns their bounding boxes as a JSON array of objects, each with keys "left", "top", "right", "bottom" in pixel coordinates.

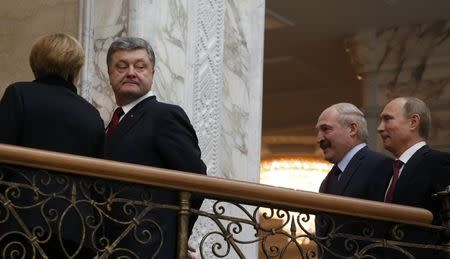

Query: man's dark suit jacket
[
  {"left": 0, "top": 75, "right": 105, "bottom": 257},
  {"left": 317, "top": 146, "right": 393, "bottom": 259},
  {"left": 373, "top": 145, "right": 450, "bottom": 258},
  {"left": 104, "top": 95, "right": 207, "bottom": 258}
]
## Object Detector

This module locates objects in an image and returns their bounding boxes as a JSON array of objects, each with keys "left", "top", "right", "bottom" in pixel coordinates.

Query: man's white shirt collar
[
  {"left": 119, "top": 90, "right": 155, "bottom": 121},
  {"left": 397, "top": 141, "right": 426, "bottom": 165},
  {"left": 337, "top": 143, "right": 366, "bottom": 172},
  {"left": 383, "top": 141, "right": 426, "bottom": 199}
]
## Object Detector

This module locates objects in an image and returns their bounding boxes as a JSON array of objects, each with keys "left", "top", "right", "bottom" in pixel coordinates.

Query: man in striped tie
[{"left": 315, "top": 103, "right": 393, "bottom": 259}]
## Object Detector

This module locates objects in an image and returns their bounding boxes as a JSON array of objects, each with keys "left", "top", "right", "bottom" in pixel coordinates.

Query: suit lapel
[
  {"left": 106, "top": 96, "right": 156, "bottom": 151},
  {"left": 335, "top": 146, "right": 367, "bottom": 195},
  {"left": 393, "top": 145, "right": 429, "bottom": 200},
  {"left": 319, "top": 174, "right": 330, "bottom": 193}
]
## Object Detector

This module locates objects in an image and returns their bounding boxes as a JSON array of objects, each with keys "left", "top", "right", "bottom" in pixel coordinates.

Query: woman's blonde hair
[{"left": 29, "top": 33, "right": 84, "bottom": 83}]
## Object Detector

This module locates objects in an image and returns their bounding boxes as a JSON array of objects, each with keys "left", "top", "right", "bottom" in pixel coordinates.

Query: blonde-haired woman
[{"left": 0, "top": 33, "right": 104, "bottom": 258}]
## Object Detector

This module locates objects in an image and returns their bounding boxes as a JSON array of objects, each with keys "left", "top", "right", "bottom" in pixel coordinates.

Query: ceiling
[{"left": 261, "top": 0, "right": 450, "bottom": 158}]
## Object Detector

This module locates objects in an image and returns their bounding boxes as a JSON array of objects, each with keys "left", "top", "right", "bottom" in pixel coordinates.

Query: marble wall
[
  {"left": 347, "top": 20, "right": 450, "bottom": 152},
  {"left": 0, "top": 0, "right": 79, "bottom": 96},
  {"left": 78, "top": 0, "right": 128, "bottom": 120}
]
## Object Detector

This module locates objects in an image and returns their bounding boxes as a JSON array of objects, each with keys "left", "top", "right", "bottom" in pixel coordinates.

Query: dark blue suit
[
  {"left": 317, "top": 146, "right": 393, "bottom": 259},
  {"left": 379, "top": 146, "right": 450, "bottom": 212},
  {"left": 319, "top": 146, "right": 393, "bottom": 198},
  {"left": 374, "top": 145, "right": 450, "bottom": 258},
  {"left": 0, "top": 76, "right": 104, "bottom": 156},
  {"left": 104, "top": 96, "right": 206, "bottom": 258}
]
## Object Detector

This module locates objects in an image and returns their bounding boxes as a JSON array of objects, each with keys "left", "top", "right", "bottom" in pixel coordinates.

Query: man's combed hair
[
  {"left": 107, "top": 37, "right": 155, "bottom": 69},
  {"left": 402, "top": 97, "right": 432, "bottom": 139},
  {"left": 29, "top": 33, "right": 84, "bottom": 83},
  {"left": 333, "top": 103, "right": 369, "bottom": 142}
]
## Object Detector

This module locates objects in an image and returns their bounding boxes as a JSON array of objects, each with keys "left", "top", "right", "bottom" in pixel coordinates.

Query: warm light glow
[
  {"left": 260, "top": 157, "right": 332, "bottom": 192},
  {"left": 260, "top": 157, "right": 332, "bottom": 236}
]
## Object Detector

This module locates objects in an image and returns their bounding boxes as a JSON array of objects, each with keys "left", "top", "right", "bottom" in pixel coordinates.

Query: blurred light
[
  {"left": 260, "top": 157, "right": 332, "bottom": 235},
  {"left": 260, "top": 157, "right": 332, "bottom": 192},
  {"left": 265, "top": 8, "right": 294, "bottom": 30}
]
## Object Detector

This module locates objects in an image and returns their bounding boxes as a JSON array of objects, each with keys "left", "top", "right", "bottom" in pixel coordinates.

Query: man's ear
[
  {"left": 349, "top": 122, "right": 358, "bottom": 137},
  {"left": 409, "top": 114, "right": 420, "bottom": 131}
]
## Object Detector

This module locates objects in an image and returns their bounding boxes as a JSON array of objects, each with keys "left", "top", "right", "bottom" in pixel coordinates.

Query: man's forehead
[
  {"left": 316, "top": 119, "right": 334, "bottom": 129},
  {"left": 319, "top": 109, "right": 337, "bottom": 120},
  {"left": 113, "top": 49, "right": 149, "bottom": 59},
  {"left": 388, "top": 98, "right": 405, "bottom": 109},
  {"left": 382, "top": 100, "right": 402, "bottom": 114}
]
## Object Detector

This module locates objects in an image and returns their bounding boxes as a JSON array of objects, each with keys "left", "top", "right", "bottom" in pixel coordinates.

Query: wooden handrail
[{"left": 0, "top": 143, "right": 433, "bottom": 226}]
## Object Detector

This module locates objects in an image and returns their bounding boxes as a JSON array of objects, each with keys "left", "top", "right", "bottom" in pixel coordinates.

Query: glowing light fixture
[
  {"left": 260, "top": 157, "right": 332, "bottom": 192},
  {"left": 259, "top": 157, "right": 333, "bottom": 240}
]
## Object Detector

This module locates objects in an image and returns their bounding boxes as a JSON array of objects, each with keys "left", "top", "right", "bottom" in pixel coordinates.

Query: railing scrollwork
[{"left": 0, "top": 144, "right": 448, "bottom": 258}]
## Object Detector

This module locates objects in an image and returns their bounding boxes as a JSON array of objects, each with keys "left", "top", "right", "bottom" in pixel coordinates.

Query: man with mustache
[
  {"left": 315, "top": 103, "right": 393, "bottom": 259},
  {"left": 102, "top": 37, "right": 206, "bottom": 258},
  {"left": 375, "top": 97, "right": 450, "bottom": 258}
]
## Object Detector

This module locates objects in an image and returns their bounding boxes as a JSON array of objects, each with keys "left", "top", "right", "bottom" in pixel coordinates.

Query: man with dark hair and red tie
[
  {"left": 315, "top": 103, "right": 393, "bottom": 259},
  {"left": 103, "top": 37, "right": 206, "bottom": 259},
  {"left": 377, "top": 96, "right": 450, "bottom": 258}
]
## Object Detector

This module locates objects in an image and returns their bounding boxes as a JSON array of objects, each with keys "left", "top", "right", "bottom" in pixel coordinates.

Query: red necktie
[
  {"left": 106, "top": 107, "right": 124, "bottom": 137},
  {"left": 384, "top": 160, "right": 404, "bottom": 203}
]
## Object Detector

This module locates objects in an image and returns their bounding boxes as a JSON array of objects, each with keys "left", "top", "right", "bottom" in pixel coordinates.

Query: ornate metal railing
[{"left": 0, "top": 143, "right": 448, "bottom": 258}]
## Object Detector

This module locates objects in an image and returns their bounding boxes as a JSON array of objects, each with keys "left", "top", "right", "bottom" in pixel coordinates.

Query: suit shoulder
[
  {"left": 364, "top": 149, "right": 393, "bottom": 176},
  {"left": 150, "top": 100, "right": 189, "bottom": 118},
  {"left": 366, "top": 149, "right": 393, "bottom": 162},
  {"left": 153, "top": 100, "right": 183, "bottom": 111},
  {"left": 75, "top": 95, "right": 100, "bottom": 112},
  {"left": 1, "top": 82, "right": 39, "bottom": 102},
  {"left": 426, "top": 148, "right": 450, "bottom": 158},
  {"left": 7, "top": 81, "right": 35, "bottom": 87},
  {"left": 424, "top": 148, "right": 450, "bottom": 164},
  {"left": 4, "top": 81, "right": 36, "bottom": 92}
]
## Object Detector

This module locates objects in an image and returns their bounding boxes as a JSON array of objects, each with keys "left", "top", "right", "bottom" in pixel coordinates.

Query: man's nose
[
  {"left": 126, "top": 66, "right": 136, "bottom": 76},
  {"left": 316, "top": 132, "right": 323, "bottom": 144},
  {"left": 377, "top": 122, "right": 383, "bottom": 133}
]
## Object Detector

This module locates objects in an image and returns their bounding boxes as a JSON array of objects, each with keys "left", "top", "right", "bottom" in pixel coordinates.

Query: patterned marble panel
[
  {"left": 188, "top": 1, "right": 264, "bottom": 258},
  {"left": 431, "top": 109, "right": 450, "bottom": 151},
  {"left": 347, "top": 19, "right": 450, "bottom": 152},
  {"left": 220, "top": 0, "right": 264, "bottom": 183},
  {"left": 139, "top": 0, "right": 188, "bottom": 106},
  {"left": 184, "top": 0, "right": 225, "bottom": 257},
  {"left": 80, "top": 0, "right": 128, "bottom": 121}
]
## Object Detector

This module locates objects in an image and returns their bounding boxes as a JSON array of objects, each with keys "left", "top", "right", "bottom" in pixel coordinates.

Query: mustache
[{"left": 319, "top": 140, "right": 331, "bottom": 150}]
